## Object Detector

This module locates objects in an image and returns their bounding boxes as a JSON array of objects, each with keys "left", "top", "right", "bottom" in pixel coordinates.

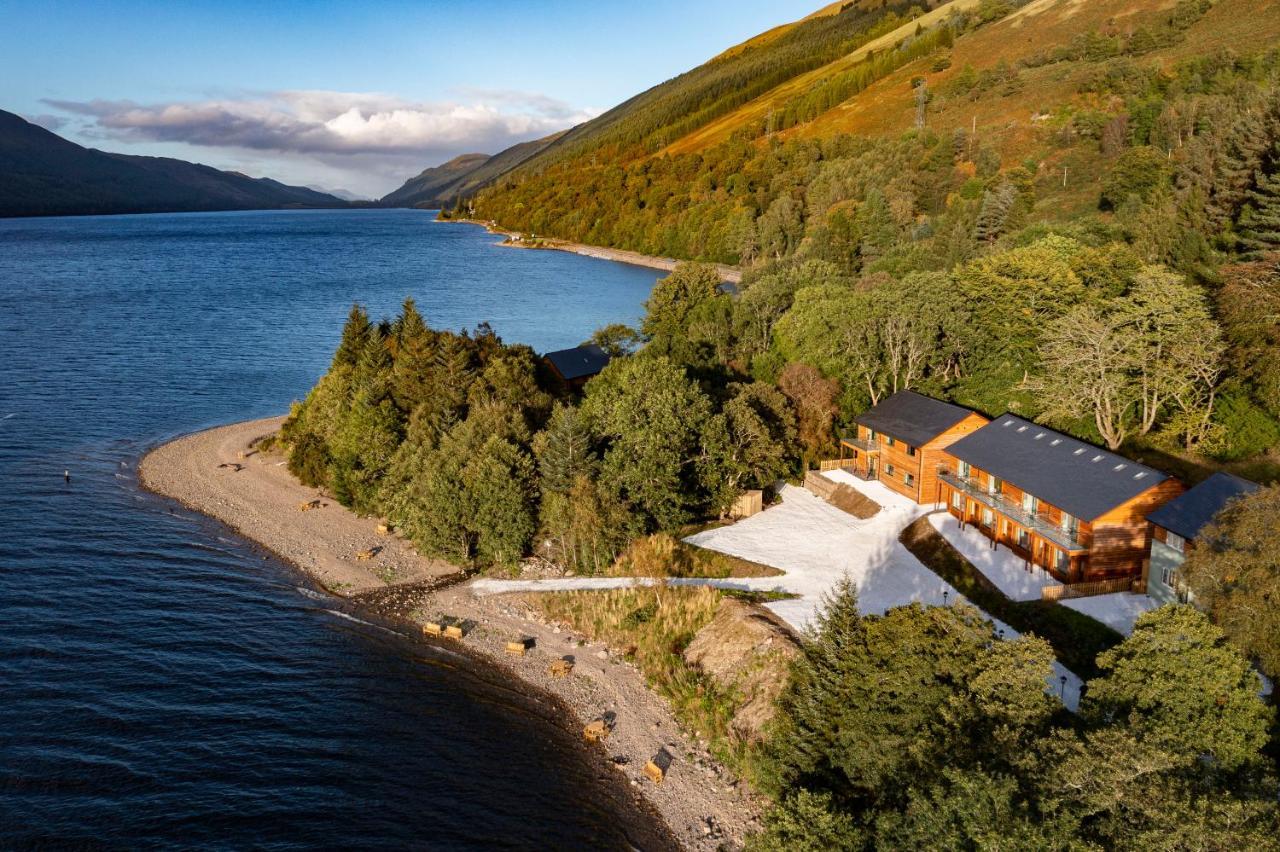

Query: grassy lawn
[{"left": 900, "top": 516, "right": 1122, "bottom": 679}]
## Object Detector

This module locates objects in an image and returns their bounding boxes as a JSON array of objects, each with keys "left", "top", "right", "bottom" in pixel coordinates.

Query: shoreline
[
  {"left": 444, "top": 217, "right": 743, "bottom": 285},
  {"left": 139, "top": 418, "right": 764, "bottom": 850}
]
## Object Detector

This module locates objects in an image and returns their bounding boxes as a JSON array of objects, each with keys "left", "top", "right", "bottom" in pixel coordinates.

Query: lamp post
[
  {"left": 942, "top": 589, "right": 949, "bottom": 606},
  {"left": 1059, "top": 675, "right": 1068, "bottom": 699}
]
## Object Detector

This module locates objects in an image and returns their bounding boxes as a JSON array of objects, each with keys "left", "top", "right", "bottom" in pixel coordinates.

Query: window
[
  {"left": 905, "top": 444, "right": 917, "bottom": 457},
  {"left": 904, "top": 473, "right": 916, "bottom": 488},
  {"left": 952, "top": 491, "right": 963, "bottom": 510},
  {"left": 1061, "top": 513, "right": 1078, "bottom": 537},
  {"left": 1017, "top": 528, "right": 1030, "bottom": 549},
  {"left": 1021, "top": 492, "right": 1038, "bottom": 515},
  {"left": 885, "top": 463, "right": 895, "bottom": 478},
  {"left": 1056, "top": 549, "right": 1069, "bottom": 572},
  {"left": 959, "top": 461, "right": 971, "bottom": 478},
  {"left": 867, "top": 429, "right": 877, "bottom": 442},
  {"left": 1166, "top": 532, "right": 1185, "bottom": 553},
  {"left": 886, "top": 436, "right": 896, "bottom": 447},
  {"left": 1162, "top": 564, "right": 1178, "bottom": 586},
  {"left": 987, "top": 473, "right": 1001, "bottom": 495},
  {"left": 982, "top": 508, "right": 994, "bottom": 527}
]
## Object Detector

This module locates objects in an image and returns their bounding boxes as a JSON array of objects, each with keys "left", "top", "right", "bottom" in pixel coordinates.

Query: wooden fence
[
  {"left": 1041, "top": 576, "right": 1137, "bottom": 601},
  {"left": 818, "top": 459, "right": 854, "bottom": 473}
]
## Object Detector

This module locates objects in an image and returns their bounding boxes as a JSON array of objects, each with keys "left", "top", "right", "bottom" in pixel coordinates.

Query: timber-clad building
[
  {"left": 838, "top": 390, "right": 989, "bottom": 504},
  {"left": 938, "top": 415, "right": 1183, "bottom": 583}
]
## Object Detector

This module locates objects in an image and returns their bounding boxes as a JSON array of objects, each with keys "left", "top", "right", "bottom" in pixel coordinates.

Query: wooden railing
[
  {"left": 818, "top": 459, "right": 854, "bottom": 472},
  {"left": 1041, "top": 576, "right": 1136, "bottom": 601}
]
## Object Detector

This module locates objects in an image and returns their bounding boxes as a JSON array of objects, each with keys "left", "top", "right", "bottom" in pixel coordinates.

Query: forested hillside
[
  {"left": 465, "top": 0, "right": 1280, "bottom": 476},
  {"left": 379, "top": 132, "right": 563, "bottom": 209}
]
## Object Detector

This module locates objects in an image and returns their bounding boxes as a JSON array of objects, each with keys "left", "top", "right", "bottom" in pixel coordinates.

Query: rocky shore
[
  {"left": 140, "top": 418, "right": 765, "bottom": 850},
  {"left": 443, "top": 217, "right": 743, "bottom": 285}
]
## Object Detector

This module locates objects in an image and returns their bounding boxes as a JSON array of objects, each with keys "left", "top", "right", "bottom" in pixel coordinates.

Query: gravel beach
[{"left": 140, "top": 418, "right": 765, "bottom": 850}]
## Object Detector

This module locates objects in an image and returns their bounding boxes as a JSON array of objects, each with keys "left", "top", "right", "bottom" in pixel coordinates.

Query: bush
[
  {"left": 1100, "top": 146, "right": 1174, "bottom": 209},
  {"left": 1211, "top": 391, "right": 1280, "bottom": 461}
]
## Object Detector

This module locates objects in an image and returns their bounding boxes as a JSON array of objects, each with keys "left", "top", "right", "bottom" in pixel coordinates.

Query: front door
[{"left": 867, "top": 457, "right": 878, "bottom": 480}]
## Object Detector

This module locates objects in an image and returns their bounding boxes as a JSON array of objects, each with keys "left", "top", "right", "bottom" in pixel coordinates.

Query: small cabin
[
  {"left": 1145, "top": 472, "right": 1260, "bottom": 604},
  {"left": 938, "top": 415, "right": 1183, "bottom": 584},
  {"left": 839, "top": 390, "right": 989, "bottom": 504},
  {"left": 543, "top": 344, "right": 611, "bottom": 390}
]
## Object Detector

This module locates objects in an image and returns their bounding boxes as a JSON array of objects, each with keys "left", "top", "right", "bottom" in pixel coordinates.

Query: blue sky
[{"left": 1, "top": 0, "right": 820, "bottom": 196}]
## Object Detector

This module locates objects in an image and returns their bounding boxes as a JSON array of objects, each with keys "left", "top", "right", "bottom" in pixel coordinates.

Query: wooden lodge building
[
  {"left": 542, "top": 344, "right": 611, "bottom": 390},
  {"left": 938, "top": 415, "right": 1184, "bottom": 584},
  {"left": 838, "top": 391, "right": 989, "bottom": 504}
]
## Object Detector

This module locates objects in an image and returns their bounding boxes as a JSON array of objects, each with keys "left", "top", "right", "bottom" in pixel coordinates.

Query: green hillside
[{"left": 380, "top": 132, "right": 565, "bottom": 209}]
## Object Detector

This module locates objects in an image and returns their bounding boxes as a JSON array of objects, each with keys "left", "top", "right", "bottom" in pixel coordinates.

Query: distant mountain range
[
  {"left": 0, "top": 109, "right": 348, "bottom": 218},
  {"left": 377, "top": 132, "right": 565, "bottom": 210}
]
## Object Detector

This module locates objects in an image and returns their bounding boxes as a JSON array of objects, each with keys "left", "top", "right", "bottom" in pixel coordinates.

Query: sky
[{"left": 1, "top": 0, "right": 821, "bottom": 198}]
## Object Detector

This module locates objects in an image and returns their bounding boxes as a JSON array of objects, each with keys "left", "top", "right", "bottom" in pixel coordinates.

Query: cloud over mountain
[{"left": 45, "top": 90, "right": 594, "bottom": 160}]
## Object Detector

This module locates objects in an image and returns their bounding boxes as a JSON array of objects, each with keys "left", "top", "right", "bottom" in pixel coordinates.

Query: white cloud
[
  {"left": 43, "top": 89, "right": 597, "bottom": 195},
  {"left": 45, "top": 90, "right": 594, "bottom": 156}
]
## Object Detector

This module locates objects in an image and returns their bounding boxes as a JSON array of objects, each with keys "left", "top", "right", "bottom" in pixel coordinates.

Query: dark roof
[
  {"left": 544, "top": 344, "right": 611, "bottom": 382},
  {"left": 945, "top": 415, "right": 1168, "bottom": 521},
  {"left": 853, "top": 391, "right": 976, "bottom": 448},
  {"left": 1147, "top": 472, "right": 1260, "bottom": 540}
]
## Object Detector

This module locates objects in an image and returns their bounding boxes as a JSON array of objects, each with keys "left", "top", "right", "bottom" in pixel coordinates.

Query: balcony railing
[
  {"left": 839, "top": 437, "right": 879, "bottom": 453},
  {"left": 937, "top": 470, "right": 1086, "bottom": 553}
]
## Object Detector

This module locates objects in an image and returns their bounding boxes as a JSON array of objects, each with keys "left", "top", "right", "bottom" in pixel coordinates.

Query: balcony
[
  {"left": 938, "top": 470, "right": 1086, "bottom": 554},
  {"left": 839, "top": 437, "right": 880, "bottom": 454}
]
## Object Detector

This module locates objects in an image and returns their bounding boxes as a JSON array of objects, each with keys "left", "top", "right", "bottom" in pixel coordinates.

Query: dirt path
[{"left": 141, "top": 418, "right": 765, "bottom": 850}]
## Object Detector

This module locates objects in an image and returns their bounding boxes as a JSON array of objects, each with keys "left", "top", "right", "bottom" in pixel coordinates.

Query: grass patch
[
  {"left": 532, "top": 583, "right": 754, "bottom": 770},
  {"left": 900, "top": 516, "right": 1122, "bottom": 679},
  {"left": 606, "top": 533, "right": 783, "bottom": 579}
]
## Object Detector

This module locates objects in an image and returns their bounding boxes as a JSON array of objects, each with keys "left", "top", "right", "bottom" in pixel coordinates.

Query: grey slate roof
[
  {"left": 944, "top": 415, "right": 1168, "bottom": 521},
  {"left": 853, "top": 391, "right": 975, "bottom": 448},
  {"left": 1147, "top": 472, "right": 1260, "bottom": 541},
  {"left": 544, "top": 344, "right": 611, "bottom": 382}
]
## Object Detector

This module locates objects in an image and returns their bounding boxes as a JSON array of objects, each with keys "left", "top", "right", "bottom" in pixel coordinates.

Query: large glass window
[
  {"left": 959, "top": 461, "right": 971, "bottom": 478},
  {"left": 1166, "top": 532, "right": 1185, "bottom": 553},
  {"left": 1021, "top": 492, "right": 1038, "bottom": 514}
]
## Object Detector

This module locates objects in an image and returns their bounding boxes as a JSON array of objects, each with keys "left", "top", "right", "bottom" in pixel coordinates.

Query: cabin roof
[
  {"left": 544, "top": 344, "right": 611, "bottom": 381},
  {"left": 945, "top": 415, "right": 1168, "bottom": 521},
  {"left": 853, "top": 390, "right": 975, "bottom": 448},
  {"left": 1147, "top": 472, "right": 1260, "bottom": 541}
]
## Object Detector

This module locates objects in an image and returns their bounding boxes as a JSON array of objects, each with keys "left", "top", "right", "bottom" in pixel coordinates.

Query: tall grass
[{"left": 536, "top": 583, "right": 751, "bottom": 768}]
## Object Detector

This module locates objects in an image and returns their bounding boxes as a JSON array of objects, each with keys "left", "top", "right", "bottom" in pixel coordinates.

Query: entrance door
[{"left": 867, "top": 457, "right": 878, "bottom": 480}]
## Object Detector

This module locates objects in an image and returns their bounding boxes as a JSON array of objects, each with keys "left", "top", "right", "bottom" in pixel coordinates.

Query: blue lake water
[{"left": 0, "top": 209, "right": 666, "bottom": 849}]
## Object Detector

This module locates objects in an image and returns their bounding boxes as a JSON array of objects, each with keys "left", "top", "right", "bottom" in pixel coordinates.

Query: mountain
[
  {"left": 469, "top": 0, "right": 1280, "bottom": 263},
  {"left": 379, "top": 131, "right": 565, "bottom": 209},
  {"left": 307, "top": 185, "right": 366, "bottom": 202},
  {"left": 0, "top": 109, "right": 347, "bottom": 218}
]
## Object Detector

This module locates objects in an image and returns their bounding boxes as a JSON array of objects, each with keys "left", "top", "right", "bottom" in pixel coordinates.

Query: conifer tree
[
  {"left": 332, "top": 303, "right": 372, "bottom": 369},
  {"left": 1239, "top": 164, "right": 1280, "bottom": 255},
  {"left": 533, "top": 403, "right": 596, "bottom": 496},
  {"left": 391, "top": 297, "right": 437, "bottom": 413}
]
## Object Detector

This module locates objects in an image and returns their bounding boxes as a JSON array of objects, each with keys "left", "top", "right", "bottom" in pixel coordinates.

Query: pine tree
[
  {"left": 332, "top": 303, "right": 372, "bottom": 369},
  {"left": 1238, "top": 165, "right": 1280, "bottom": 255},
  {"left": 533, "top": 403, "right": 596, "bottom": 496},
  {"left": 973, "top": 181, "right": 1017, "bottom": 243},
  {"left": 392, "top": 297, "right": 437, "bottom": 413}
]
